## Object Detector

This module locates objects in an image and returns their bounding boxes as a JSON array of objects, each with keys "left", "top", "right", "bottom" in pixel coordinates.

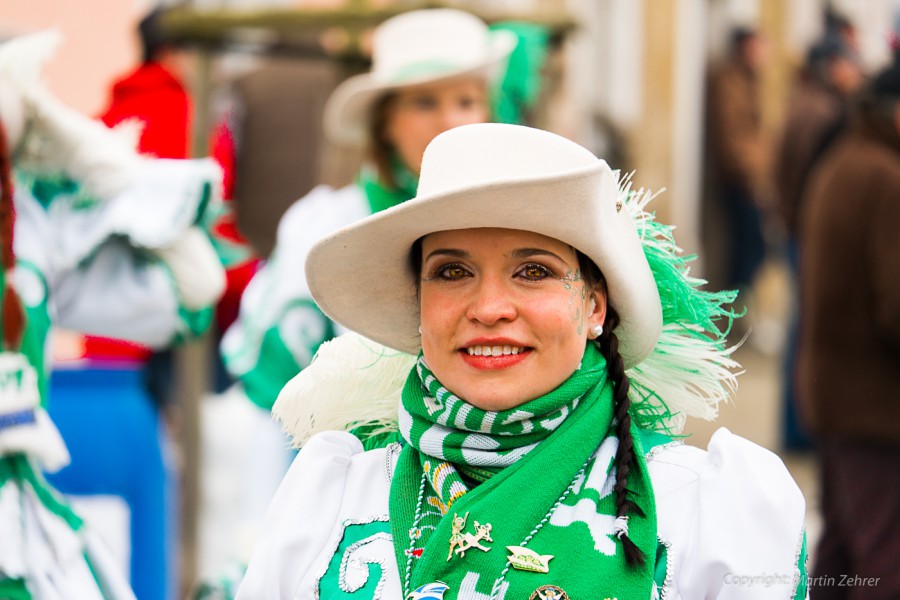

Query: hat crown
[
  {"left": 416, "top": 123, "right": 602, "bottom": 199},
  {"left": 371, "top": 9, "right": 494, "bottom": 83}
]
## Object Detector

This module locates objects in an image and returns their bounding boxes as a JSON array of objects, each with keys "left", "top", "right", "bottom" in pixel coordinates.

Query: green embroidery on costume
[
  {"left": 234, "top": 299, "right": 335, "bottom": 411},
  {"left": 0, "top": 578, "right": 31, "bottom": 600},
  {"left": 15, "top": 171, "right": 85, "bottom": 210},
  {"left": 173, "top": 306, "right": 215, "bottom": 345},
  {"left": 0, "top": 456, "right": 83, "bottom": 531},
  {"left": 794, "top": 531, "right": 809, "bottom": 600},
  {"left": 192, "top": 563, "right": 247, "bottom": 599},
  {"left": 318, "top": 519, "right": 392, "bottom": 598},
  {"left": 194, "top": 182, "right": 213, "bottom": 226},
  {"left": 636, "top": 428, "right": 676, "bottom": 457},
  {"left": 352, "top": 425, "right": 404, "bottom": 451},
  {"left": 83, "top": 550, "right": 106, "bottom": 597},
  {"left": 653, "top": 540, "right": 670, "bottom": 596},
  {"left": 155, "top": 255, "right": 216, "bottom": 345},
  {"left": 198, "top": 201, "right": 255, "bottom": 270},
  {"left": 2, "top": 261, "right": 51, "bottom": 405}
]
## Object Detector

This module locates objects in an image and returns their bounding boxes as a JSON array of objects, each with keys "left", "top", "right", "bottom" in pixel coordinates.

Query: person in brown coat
[
  {"left": 705, "top": 27, "right": 770, "bottom": 293},
  {"left": 798, "top": 54, "right": 900, "bottom": 598},
  {"left": 775, "top": 31, "right": 863, "bottom": 450}
]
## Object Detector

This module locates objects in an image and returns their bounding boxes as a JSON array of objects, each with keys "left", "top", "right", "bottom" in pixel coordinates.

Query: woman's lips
[{"left": 458, "top": 347, "right": 532, "bottom": 370}]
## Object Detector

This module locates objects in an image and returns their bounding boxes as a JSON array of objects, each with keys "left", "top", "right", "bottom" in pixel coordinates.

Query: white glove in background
[{"left": 154, "top": 226, "right": 227, "bottom": 311}]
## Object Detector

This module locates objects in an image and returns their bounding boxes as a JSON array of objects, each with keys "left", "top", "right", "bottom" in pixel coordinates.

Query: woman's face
[
  {"left": 419, "top": 228, "right": 607, "bottom": 411},
  {"left": 384, "top": 77, "right": 489, "bottom": 175}
]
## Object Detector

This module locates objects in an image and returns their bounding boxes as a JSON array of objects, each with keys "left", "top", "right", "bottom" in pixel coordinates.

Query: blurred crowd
[
  {"left": 2, "top": 1, "right": 900, "bottom": 599},
  {"left": 705, "top": 9, "right": 900, "bottom": 597}
]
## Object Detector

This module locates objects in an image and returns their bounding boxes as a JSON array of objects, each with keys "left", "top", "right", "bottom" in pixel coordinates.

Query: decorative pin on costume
[
  {"left": 529, "top": 584, "right": 570, "bottom": 600},
  {"left": 407, "top": 581, "right": 449, "bottom": 599},
  {"left": 447, "top": 512, "right": 493, "bottom": 560},
  {"left": 507, "top": 545, "right": 554, "bottom": 573}
]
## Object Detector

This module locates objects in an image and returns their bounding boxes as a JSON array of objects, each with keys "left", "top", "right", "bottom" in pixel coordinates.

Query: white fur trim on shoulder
[
  {"left": 0, "top": 30, "right": 60, "bottom": 89},
  {"left": 272, "top": 332, "right": 416, "bottom": 448}
]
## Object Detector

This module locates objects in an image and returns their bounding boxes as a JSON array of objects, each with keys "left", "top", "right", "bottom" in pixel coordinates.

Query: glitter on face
[{"left": 560, "top": 269, "right": 587, "bottom": 334}]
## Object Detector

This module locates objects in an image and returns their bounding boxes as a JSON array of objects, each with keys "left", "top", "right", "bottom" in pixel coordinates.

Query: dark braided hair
[
  {"left": 577, "top": 250, "right": 646, "bottom": 568},
  {"left": 0, "top": 117, "right": 25, "bottom": 351},
  {"left": 596, "top": 307, "right": 646, "bottom": 568}
]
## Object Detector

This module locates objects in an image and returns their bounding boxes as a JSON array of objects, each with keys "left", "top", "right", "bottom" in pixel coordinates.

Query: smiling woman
[
  {"left": 237, "top": 124, "right": 809, "bottom": 600},
  {"left": 418, "top": 229, "right": 606, "bottom": 411}
]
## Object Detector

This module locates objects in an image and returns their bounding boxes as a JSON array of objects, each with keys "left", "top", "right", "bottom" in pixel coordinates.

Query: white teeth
[{"left": 466, "top": 345, "right": 526, "bottom": 356}]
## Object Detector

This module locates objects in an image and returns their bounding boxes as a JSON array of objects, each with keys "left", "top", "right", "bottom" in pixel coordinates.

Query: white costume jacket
[{"left": 239, "top": 428, "right": 808, "bottom": 599}]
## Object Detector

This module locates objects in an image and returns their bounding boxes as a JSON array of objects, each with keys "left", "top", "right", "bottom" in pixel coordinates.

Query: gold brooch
[
  {"left": 529, "top": 585, "right": 569, "bottom": 600},
  {"left": 507, "top": 545, "right": 553, "bottom": 573},
  {"left": 447, "top": 512, "right": 493, "bottom": 560}
]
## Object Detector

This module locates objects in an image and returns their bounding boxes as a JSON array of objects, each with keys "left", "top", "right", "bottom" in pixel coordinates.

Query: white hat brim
[
  {"left": 306, "top": 163, "right": 662, "bottom": 368},
  {"left": 324, "top": 29, "right": 518, "bottom": 145}
]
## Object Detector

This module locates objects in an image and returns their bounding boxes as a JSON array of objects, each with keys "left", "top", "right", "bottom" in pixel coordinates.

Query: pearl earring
[
  {"left": 590, "top": 324, "right": 603, "bottom": 339},
  {"left": 418, "top": 326, "right": 422, "bottom": 335}
]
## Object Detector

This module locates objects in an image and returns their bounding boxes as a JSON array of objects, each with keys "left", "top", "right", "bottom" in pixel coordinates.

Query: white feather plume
[
  {"left": 272, "top": 332, "right": 416, "bottom": 448},
  {"left": 627, "top": 324, "right": 742, "bottom": 433},
  {"left": 0, "top": 30, "right": 61, "bottom": 90},
  {"left": 110, "top": 118, "right": 145, "bottom": 152},
  {"left": 0, "top": 30, "right": 142, "bottom": 198},
  {"left": 618, "top": 172, "right": 743, "bottom": 434}
]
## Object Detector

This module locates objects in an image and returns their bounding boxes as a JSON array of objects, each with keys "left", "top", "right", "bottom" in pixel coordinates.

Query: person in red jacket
[
  {"left": 94, "top": 6, "right": 259, "bottom": 368},
  {"left": 99, "top": 6, "right": 190, "bottom": 159},
  {"left": 85, "top": 6, "right": 194, "bottom": 363}
]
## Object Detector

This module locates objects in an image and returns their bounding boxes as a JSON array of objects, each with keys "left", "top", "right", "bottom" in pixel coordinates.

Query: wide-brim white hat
[
  {"left": 324, "top": 8, "right": 517, "bottom": 146},
  {"left": 306, "top": 124, "right": 663, "bottom": 368}
]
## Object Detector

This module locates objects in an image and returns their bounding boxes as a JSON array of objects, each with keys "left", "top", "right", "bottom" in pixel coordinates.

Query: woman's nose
[{"left": 465, "top": 276, "right": 517, "bottom": 325}]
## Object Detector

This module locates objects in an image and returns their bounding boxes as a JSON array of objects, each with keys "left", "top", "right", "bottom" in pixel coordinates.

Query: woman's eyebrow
[
  {"left": 510, "top": 248, "right": 567, "bottom": 262},
  {"left": 424, "top": 248, "right": 471, "bottom": 261}
]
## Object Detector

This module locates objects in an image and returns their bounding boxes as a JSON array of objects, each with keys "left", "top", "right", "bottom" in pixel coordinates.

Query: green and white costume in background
[
  {"left": 221, "top": 165, "right": 416, "bottom": 412},
  {"left": 0, "top": 159, "right": 222, "bottom": 599},
  {"left": 199, "top": 167, "right": 416, "bottom": 583}
]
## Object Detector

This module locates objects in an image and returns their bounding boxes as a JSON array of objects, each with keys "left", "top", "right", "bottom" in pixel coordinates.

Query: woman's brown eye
[
  {"left": 438, "top": 265, "right": 467, "bottom": 279},
  {"left": 520, "top": 264, "right": 551, "bottom": 280}
]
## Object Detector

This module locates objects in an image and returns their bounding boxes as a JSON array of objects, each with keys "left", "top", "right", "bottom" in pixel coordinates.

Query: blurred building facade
[{"left": 4, "top": 0, "right": 898, "bottom": 264}]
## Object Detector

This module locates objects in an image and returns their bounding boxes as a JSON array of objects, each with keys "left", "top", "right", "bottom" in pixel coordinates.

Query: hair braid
[
  {"left": 597, "top": 307, "right": 646, "bottom": 568},
  {"left": 0, "top": 118, "right": 25, "bottom": 351}
]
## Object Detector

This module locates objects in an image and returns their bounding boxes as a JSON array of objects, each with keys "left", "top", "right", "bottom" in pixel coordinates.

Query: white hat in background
[{"left": 323, "top": 8, "right": 517, "bottom": 146}]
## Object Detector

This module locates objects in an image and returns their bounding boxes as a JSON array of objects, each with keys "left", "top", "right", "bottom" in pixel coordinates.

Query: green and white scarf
[{"left": 390, "top": 343, "right": 656, "bottom": 600}]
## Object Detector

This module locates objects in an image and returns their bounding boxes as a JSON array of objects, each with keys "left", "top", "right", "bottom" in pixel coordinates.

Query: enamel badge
[
  {"left": 507, "top": 545, "right": 554, "bottom": 573},
  {"left": 408, "top": 582, "right": 449, "bottom": 599},
  {"left": 447, "top": 512, "right": 493, "bottom": 560},
  {"left": 529, "top": 585, "right": 570, "bottom": 600}
]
